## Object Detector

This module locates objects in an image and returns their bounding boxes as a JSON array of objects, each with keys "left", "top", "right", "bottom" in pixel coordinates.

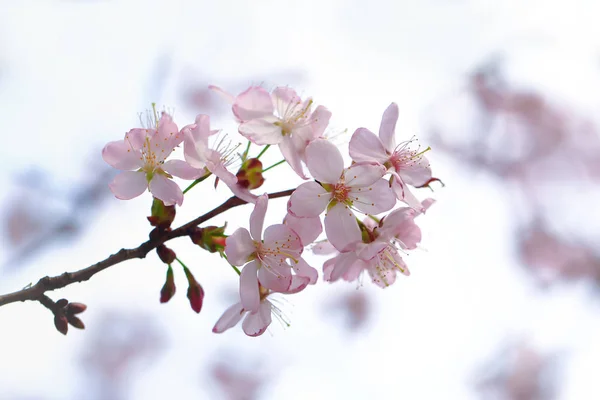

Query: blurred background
[{"left": 1, "top": 0, "right": 599, "bottom": 399}]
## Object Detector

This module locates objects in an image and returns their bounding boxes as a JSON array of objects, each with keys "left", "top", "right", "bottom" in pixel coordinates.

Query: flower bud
[
  {"left": 160, "top": 265, "right": 176, "bottom": 303},
  {"left": 54, "top": 314, "right": 68, "bottom": 335},
  {"left": 66, "top": 302, "right": 87, "bottom": 315},
  {"left": 190, "top": 225, "right": 227, "bottom": 253},
  {"left": 67, "top": 314, "right": 85, "bottom": 330},
  {"left": 56, "top": 298, "right": 69, "bottom": 308},
  {"left": 156, "top": 244, "right": 176, "bottom": 265},
  {"left": 183, "top": 267, "right": 204, "bottom": 313},
  {"left": 147, "top": 197, "right": 176, "bottom": 229},
  {"left": 236, "top": 158, "right": 265, "bottom": 189}
]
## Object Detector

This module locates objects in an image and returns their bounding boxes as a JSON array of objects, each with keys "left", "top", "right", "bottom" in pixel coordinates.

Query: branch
[{"left": 0, "top": 189, "right": 295, "bottom": 308}]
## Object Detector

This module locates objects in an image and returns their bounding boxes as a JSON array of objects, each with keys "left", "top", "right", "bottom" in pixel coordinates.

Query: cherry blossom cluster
[{"left": 102, "top": 85, "right": 438, "bottom": 337}]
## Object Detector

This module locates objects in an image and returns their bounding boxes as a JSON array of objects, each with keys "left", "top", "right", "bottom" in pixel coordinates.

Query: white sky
[{"left": 1, "top": 1, "right": 599, "bottom": 399}]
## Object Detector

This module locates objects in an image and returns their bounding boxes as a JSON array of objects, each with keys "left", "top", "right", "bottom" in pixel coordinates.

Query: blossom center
[{"left": 332, "top": 183, "right": 350, "bottom": 203}]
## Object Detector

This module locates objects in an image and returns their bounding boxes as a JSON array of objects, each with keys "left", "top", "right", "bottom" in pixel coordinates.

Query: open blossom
[
  {"left": 182, "top": 114, "right": 257, "bottom": 203},
  {"left": 213, "top": 281, "right": 308, "bottom": 336},
  {"left": 102, "top": 112, "right": 200, "bottom": 206},
  {"left": 214, "top": 85, "right": 331, "bottom": 178},
  {"left": 225, "top": 194, "right": 317, "bottom": 313},
  {"left": 349, "top": 103, "right": 432, "bottom": 211},
  {"left": 288, "top": 139, "right": 396, "bottom": 251},
  {"left": 324, "top": 200, "right": 433, "bottom": 287}
]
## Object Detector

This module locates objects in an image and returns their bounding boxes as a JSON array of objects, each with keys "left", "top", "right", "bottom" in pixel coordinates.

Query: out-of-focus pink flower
[
  {"left": 213, "top": 281, "right": 308, "bottom": 337},
  {"left": 182, "top": 114, "right": 258, "bottom": 203},
  {"left": 288, "top": 139, "right": 395, "bottom": 251},
  {"left": 213, "top": 85, "right": 331, "bottom": 178},
  {"left": 225, "top": 194, "right": 316, "bottom": 312},
  {"left": 349, "top": 103, "right": 432, "bottom": 211},
  {"left": 102, "top": 112, "right": 200, "bottom": 206}
]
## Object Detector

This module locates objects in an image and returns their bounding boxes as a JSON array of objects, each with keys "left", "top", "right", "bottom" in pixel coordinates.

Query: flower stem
[
  {"left": 262, "top": 159, "right": 286, "bottom": 173},
  {"left": 256, "top": 145, "right": 270, "bottom": 160},
  {"left": 183, "top": 173, "right": 211, "bottom": 195},
  {"left": 175, "top": 257, "right": 188, "bottom": 270},
  {"left": 242, "top": 141, "right": 251, "bottom": 161}
]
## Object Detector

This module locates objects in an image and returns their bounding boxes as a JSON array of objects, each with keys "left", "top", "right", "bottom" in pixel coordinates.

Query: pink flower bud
[
  {"left": 54, "top": 315, "right": 68, "bottom": 335},
  {"left": 156, "top": 244, "right": 176, "bottom": 265},
  {"left": 160, "top": 265, "right": 176, "bottom": 303},
  {"left": 183, "top": 267, "right": 204, "bottom": 313}
]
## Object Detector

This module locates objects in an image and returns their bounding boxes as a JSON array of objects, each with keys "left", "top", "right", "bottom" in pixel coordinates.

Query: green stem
[
  {"left": 230, "top": 264, "right": 241, "bottom": 276},
  {"left": 262, "top": 159, "right": 286, "bottom": 173},
  {"left": 183, "top": 173, "right": 211, "bottom": 195},
  {"left": 175, "top": 257, "right": 188, "bottom": 271},
  {"left": 242, "top": 141, "right": 251, "bottom": 161},
  {"left": 255, "top": 145, "right": 270, "bottom": 160}
]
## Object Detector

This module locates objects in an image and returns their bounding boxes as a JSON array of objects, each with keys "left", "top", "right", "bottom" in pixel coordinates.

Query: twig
[{"left": 0, "top": 189, "right": 295, "bottom": 308}]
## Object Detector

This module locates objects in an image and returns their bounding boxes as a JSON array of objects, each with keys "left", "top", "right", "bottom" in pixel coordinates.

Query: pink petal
[
  {"left": 272, "top": 87, "right": 301, "bottom": 117},
  {"left": 250, "top": 194, "right": 268, "bottom": 241},
  {"left": 291, "top": 257, "right": 318, "bottom": 284},
  {"left": 124, "top": 128, "right": 147, "bottom": 150},
  {"left": 225, "top": 228, "right": 255, "bottom": 266},
  {"left": 238, "top": 117, "right": 283, "bottom": 145},
  {"left": 239, "top": 261, "right": 260, "bottom": 313},
  {"left": 189, "top": 114, "right": 215, "bottom": 142},
  {"left": 329, "top": 251, "right": 359, "bottom": 282},
  {"left": 258, "top": 264, "right": 292, "bottom": 292},
  {"left": 282, "top": 275, "right": 310, "bottom": 294},
  {"left": 108, "top": 171, "right": 148, "bottom": 200},
  {"left": 148, "top": 174, "right": 183, "bottom": 206},
  {"left": 102, "top": 140, "right": 142, "bottom": 170},
  {"left": 344, "top": 162, "right": 387, "bottom": 187},
  {"left": 355, "top": 241, "right": 388, "bottom": 261},
  {"left": 263, "top": 224, "right": 303, "bottom": 258},
  {"left": 233, "top": 86, "right": 274, "bottom": 121},
  {"left": 284, "top": 213, "right": 322, "bottom": 245},
  {"left": 312, "top": 240, "right": 338, "bottom": 255},
  {"left": 390, "top": 176, "right": 425, "bottom": 212},
  {"left": 305, "top": 139, "right": 344, "bottom": 183},
  {"left": 242, "top": 300, "right": 272, "bottom": 336},
  {"left": 208, "top": 85, "right": 235, "bottom": 104},
  {"left": 183, "top": 129, "right": 208, "bottom": 169},
  {"left": 209, "top": 159, "right": 258, "bottom": 204},
  {"left": 212, "top": 302, "right": 245, "bottom": 333},
  {"left": 288, "top": 182, "right": 330, "bottom": 217},
  {"left": 351, "top": 178, "right": 396, "bottom": 214},
  {"left": 399, "top": 155, "right": 432, "bottom": 187},
  {"left": 162, "top": 160, "right": 204, "bottom": 180},
  {"left": 379, "top": 103, "right": 399, "bottom": 152},
  {"left": 311, "top": 105, "right": 331, "bottom": 138},
  {"left": 279, "top": 136, "right": 307, "bottom": 179},
  {"left": 324, "top": 202, "right": 361, "bottom": 252},
  {"left": 349, "top": 128, "right": 388, "bottom": 164}
]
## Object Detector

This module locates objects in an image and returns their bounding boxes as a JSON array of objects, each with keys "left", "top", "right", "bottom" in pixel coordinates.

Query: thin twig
[{"left": 0, "top": 188, "right": 295, "bottom": 308}]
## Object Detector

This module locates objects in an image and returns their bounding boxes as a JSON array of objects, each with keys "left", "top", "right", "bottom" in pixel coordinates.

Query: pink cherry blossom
[
  {"left": 182, "top": 114, "right": 257, "bottom": 203},
  {"left": 214, "top": 85, "right": 331, "bottom": 178},
  {"left": 288, "top": 139, "right": 396, "bottom": 251},
  {"left": 213, "top": 280, "right": 309, "bottom": 336},
  {"left": 224, "top": 194, "right": 317, "bottom": 312},
  {"left": 349, "top": 103, "right": 432, "bottom": 211},
  {"left": 102, "top": 112, "right": 200, "bottom": 206}
]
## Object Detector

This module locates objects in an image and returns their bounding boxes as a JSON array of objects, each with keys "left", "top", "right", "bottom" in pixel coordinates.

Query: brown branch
[{"left": 0, "top": 189, "right": 295, "bottom": 308}]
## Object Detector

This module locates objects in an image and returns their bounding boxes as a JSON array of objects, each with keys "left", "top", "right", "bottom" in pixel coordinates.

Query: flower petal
[
  {"left": 239, "top": 260, "right": 260, "bottom": 313},
  {"left": 233, "top": 86, "right": 274, "bottom": 121},
  {"left": 272, "top": 87, "right": 302, "bottom": 117},
  {"left": 284, "top": 213, "right": 322, "bottom": 245},
  {"left": 263, "top": 224, "right": 303, "bottom": 259},
  {"left": 149, "top": 174, "right": 184, "bottom": 206},
  {"left": 242, "top": 300, "right": 272, "bottom": 336},
  {"left": 288, "top": 182, "right": 330, "bottom": 217},
  {"left": 183, "top": 129, "right": 208, "bottom": 169},
  {"left": 279, "top": 136, "right": 307, "bottom": 179},
  {"left": 311, "top": 105, "right": 332, "bottom": 138},
  {"left": 305, "top": 139, "right": 344, "bottom": 183},
  {"left": 258, "top": 264, "right": 292, "bottom": 292},
  {"left": 102, "top": 140, "right": 142, "bottom": 170},
  {"left": 349, "top": 128, "right": 388, "bottom": 164},
  {"left": 238, "top": 117, "right": 283, "bottom": 145},
  {"left": 162, "top": 160, "right": 203, "bottom": 180},
  {"left": 208, "top": 85, "right": 235, "bottom": 104},
  {"left": 399, "top": 155, "right": 432, "bottom": 187},
  {"left": 291, "top": 257, "right": 318, "bottom": 284},
  {"left": 351, "top": 178, "right": 396, "bottom": 214},
  {"left": 108, "top": 171, "right": 148, "bottom": 200},
  {"left": 212, "top": 302, "right": 245, "bottom": 333},
  {"left": 390, "top": 175, "right": 425, "bottom": 212},
  {"left": 379, "top": 103, "right": 399, "bottom": 152},
  {"left": 124, "top": 128, "right": 147, "bottom": 150},
  {"left": 312, "top": 240, "right": 338, "bottom": 255},
  {"left": 329, "top": 251, "right": 359, "bottom": 282},
  {"left": 282, "top": 275, "right": 310, "bottom": 294},
  {"left": 250, "top": 194, "right": 268, "bottom": 241},
  {"left": 324, "top": 202, "right": 361, "bottom": 252},
  {"left": 225, "top": 228, "right": 255, "bottom": 266},
  {"left": 344, "top": 162, "right": 387, "bottom": 187}
]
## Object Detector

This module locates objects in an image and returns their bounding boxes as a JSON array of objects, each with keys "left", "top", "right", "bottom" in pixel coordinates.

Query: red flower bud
[
  {"left": 67, "top": 314, "right": 85, "bottom": 330},
  {"left": 183, "top": 267, "right": 204, "bottom": 313},
  {"left": 66, "top": 302, "right": 87, "bottom": 315},
  {"left": 236, "top": 158, "right": 265, "bottom": 189},
  {"left": 157, "top": 244, "right": 176, "bottom": 265},
  {"left": 54, "top": 315, "right": 68, "bottom": 335},
  {"left": 160, "top": 265, "right": 176, "bottom": 303}
]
